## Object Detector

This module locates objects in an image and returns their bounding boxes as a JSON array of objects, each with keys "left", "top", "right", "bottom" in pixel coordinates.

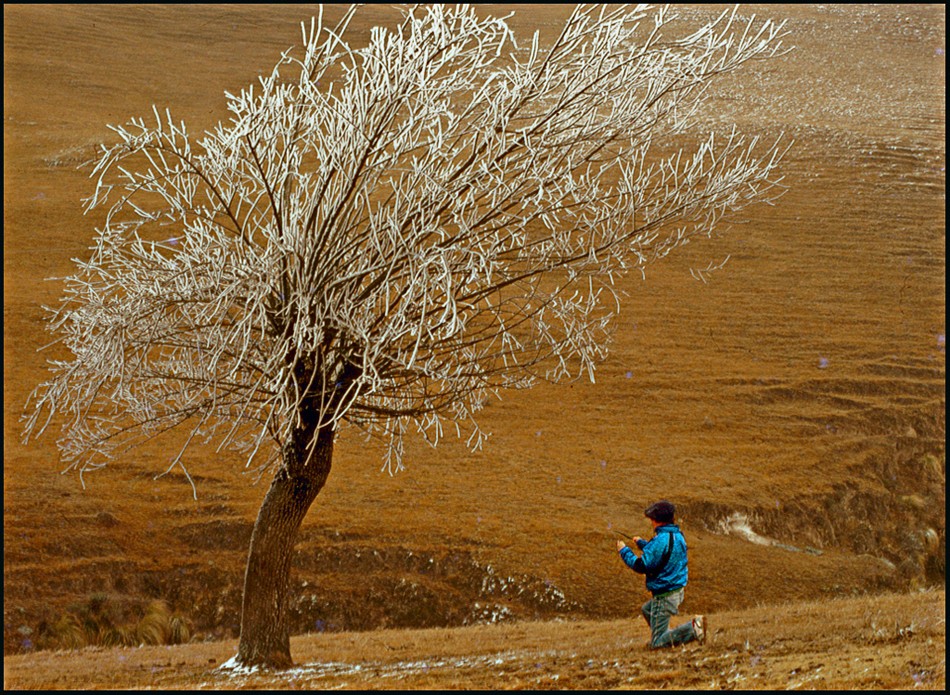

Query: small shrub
[
  {"left": 136, "top": 600, "right": 172, "bottom": 645},
  {"left": 86, "top": 592, "right": 109, "bottom": 615},
  {"left": 168, "top": 614, "right": 192, "bottom": 644},
  {"left": 917, "top": 453, "right": 944, "bottom": 481},
  {"left": 34, "top": 595, "right": 194, "bottom": 651},
  {"left": 97, "top": 625, "right": 126, "bottom": 648},
  {"left": 897, "top": 494, "right": 926, "bottom": 510},
  {"left": 48, "top": 615, "right": 87, "bottom": 651}
]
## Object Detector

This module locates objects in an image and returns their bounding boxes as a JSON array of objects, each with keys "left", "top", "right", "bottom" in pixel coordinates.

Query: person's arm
[
  {"left": 617, "top": 539, "right": 647, "bottom": 573},
  {"left": 637, "top": 533, "right": 676, "bottom": 576}
]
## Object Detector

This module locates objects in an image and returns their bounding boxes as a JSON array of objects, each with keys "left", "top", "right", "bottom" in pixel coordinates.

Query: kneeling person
[{"left": 616, "top": 500, "right": 706, "bottom": 648}]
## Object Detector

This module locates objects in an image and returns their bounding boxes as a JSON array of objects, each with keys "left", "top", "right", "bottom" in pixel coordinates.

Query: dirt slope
[{"left": 3, "top": 2, "right": 945, "bottom": 661}]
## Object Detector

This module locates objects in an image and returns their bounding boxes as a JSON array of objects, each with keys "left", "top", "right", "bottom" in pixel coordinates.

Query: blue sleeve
[
  {"left": 619, "top": 545, "right": 646, "bottom": 574},
  {"left": 637, "top": 537, "right": 664, "bottom": 574}
]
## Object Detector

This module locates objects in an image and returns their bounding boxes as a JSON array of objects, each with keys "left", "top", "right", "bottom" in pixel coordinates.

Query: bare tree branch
[{"left": 24, "top": 3, "right": 791, "bottom": 480}]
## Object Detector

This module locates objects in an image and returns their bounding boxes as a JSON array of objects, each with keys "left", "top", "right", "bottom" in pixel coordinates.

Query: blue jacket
[{"left": 618, "top": 523, "right": 688, "bottom": 595}]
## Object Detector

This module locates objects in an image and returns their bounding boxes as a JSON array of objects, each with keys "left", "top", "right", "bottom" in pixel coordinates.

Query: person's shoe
[{"left": 692, "top": 615, "right": 707, "bottom": 644}]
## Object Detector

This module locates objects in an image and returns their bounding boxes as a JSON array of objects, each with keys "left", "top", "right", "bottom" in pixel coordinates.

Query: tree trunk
[{"left": 236, "top": 423, "right": 334, "bottom": 669}]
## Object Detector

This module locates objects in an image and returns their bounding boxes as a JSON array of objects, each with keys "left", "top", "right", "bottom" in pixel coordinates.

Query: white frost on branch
[
  {"left": 690, "top": 254, "right": 731, "bottom": 283},
  {"left": 23, "top": 4, "right": 791, "bottom": 483}
]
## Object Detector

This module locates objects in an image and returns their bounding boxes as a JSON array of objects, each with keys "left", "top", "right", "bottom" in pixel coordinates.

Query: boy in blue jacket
[{"left": 616, "top": 500, "right": 706, "bottom": 648}]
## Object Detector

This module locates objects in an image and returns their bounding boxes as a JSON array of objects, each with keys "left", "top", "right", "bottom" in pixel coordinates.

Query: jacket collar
[{"left": 654, "top": 523, "right": 680, "bottom": 535}]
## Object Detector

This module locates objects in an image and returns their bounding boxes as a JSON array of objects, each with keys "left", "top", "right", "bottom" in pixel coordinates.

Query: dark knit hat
[{"left": 644, "top": 500, "right": 676, "bottom": 523}]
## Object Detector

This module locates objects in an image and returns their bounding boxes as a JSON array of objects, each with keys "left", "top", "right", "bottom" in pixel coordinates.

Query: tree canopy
[{"left": 24, "top": 4, "right": 790, "bottom": 489}]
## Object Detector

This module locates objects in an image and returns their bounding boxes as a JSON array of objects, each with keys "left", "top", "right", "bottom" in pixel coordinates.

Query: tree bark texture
[{"left": 236, "top": 422, "right": 334, "bottom": 669}]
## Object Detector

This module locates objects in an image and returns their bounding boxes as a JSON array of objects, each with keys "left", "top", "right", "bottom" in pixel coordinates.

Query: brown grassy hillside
[
  {"left": 3, "top": 589, "right": 945, "bottom": 690},
  {"left": 3, "top": 0, "right": 945, "bottom": 668}
]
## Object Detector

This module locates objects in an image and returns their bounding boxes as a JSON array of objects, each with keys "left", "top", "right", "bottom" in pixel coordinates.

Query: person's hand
[
  {"left": 632, "top": 536, "right": 643, "bottom": 545},
  {"left": 616, "top": 539, "right": 626, "bottom": 552}
]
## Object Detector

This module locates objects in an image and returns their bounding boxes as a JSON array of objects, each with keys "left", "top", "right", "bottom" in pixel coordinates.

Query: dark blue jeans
[{"left": 641, "top": 588, "right": 697, "bottom": 648}]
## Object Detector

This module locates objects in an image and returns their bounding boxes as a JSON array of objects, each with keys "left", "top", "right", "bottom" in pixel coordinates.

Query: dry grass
[
  {"left": 4, "top": 589, "right": 944, "bottom": 689},
  {"left": 3, "top": 2, "right": 945, "bottom": 688},
  {"left": 29, "top": 596, "right": 192, "bottom": 652}
]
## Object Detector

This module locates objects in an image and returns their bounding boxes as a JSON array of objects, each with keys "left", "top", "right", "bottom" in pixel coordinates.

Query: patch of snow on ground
[
  {"left": 218, "top": 648, "right": 569, "bottom": 686},
  {"left": 718, "top": 512, "right": 774, "bottom": 546},
  {"left": 716, "top": 512, "right": 826, "bottom": 555},
  {"left": 216, "top": 653, "right": 260, "bottom": 677}
]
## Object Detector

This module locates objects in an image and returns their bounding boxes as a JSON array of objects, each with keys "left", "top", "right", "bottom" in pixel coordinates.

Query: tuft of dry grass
[
  {"left": 168, "top": 614, "right": 192, "bottom": 646},
  {"left": 135, "top": 601, "right": 172, "bottom": 647},
  {"left": 32, "top": 596, "right": 193, "bottom": 653}
]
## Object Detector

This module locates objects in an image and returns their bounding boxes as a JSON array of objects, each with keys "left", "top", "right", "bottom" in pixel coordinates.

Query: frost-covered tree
[{"left": 24, "top": 4, "right": 789, "bottom": 669}]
